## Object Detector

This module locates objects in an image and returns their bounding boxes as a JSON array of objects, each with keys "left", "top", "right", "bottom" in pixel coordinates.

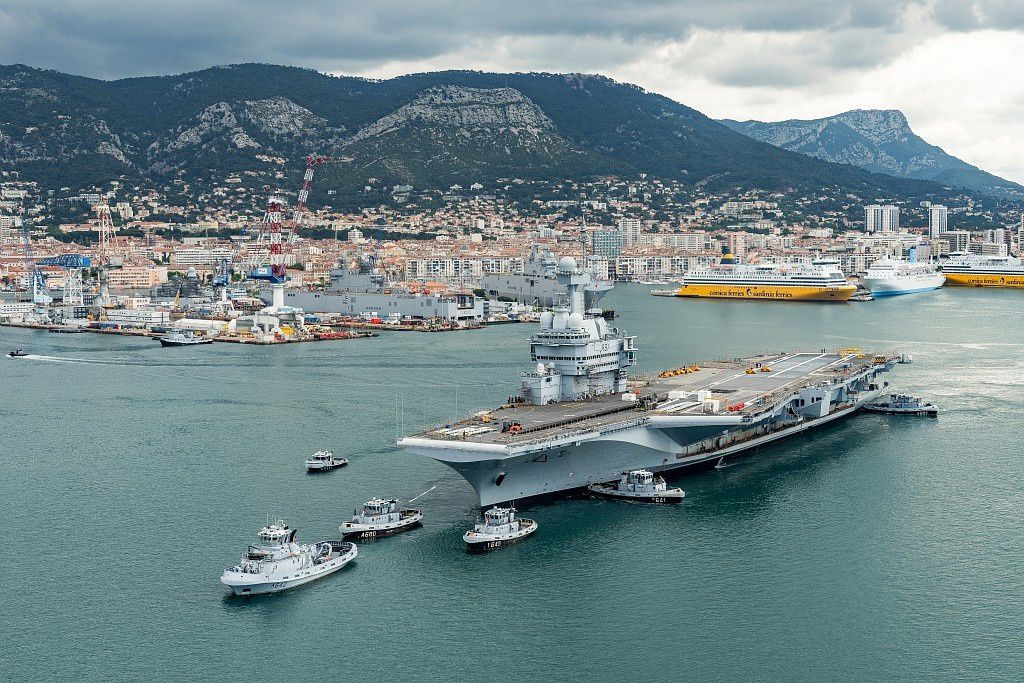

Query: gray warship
[
  {"left": 399, "top": 256, "right": 903, "bottom": 506},
  {"left": 482, "top": 245, "right": 612, "bottom": 308},
  {"left": 265, "top": 257, "right": 483, "bottom": 322}
]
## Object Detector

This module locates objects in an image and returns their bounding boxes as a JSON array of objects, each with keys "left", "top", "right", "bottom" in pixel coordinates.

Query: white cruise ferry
[
  {"left": 862, "top": 258, "right": 945, "bottom": 297},
  {"left": 668, "top": 258, "right": 856, "bottom": 302}
]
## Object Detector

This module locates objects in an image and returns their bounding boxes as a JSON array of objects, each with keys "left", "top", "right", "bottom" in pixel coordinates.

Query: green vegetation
[{"left": 0, "top": 63, "right": 1000, "bottom": 208}]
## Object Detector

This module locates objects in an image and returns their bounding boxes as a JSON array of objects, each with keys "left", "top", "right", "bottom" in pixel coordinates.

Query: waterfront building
[
  {"left": 404, "top": 256, "right": 523, "bottom": 286},
  {"left": 725, "top": 232, "right": 747, "bottom": 258},
  {"left": 171, "top": 246, "right": 234, "bottom": 266},
  {"left": 865, "top": 204, "right": 899, "bottom": 233},
  {"left": 928, "top": 205, "right": 948, "bottom": 239},
  {"left": 593, "top": 229, "right": 622, "bottom": 257},
  {"left": 617, "top": 217, "right": 641, "bottom": 247},
  {"left": 986, "top": 228, "right": 1007, "bottom": 248},
  {"left": 106, "top": 265, "right": 169, "bottom": 289},
  {"left": 944, "top": 230, "right": 971, "bottom": 253},
  {"left": 105, "top": 309, "right": 171, "bottom": 328},
  {"left": 0, "top": 301, "right": 34, "bottom": 321},
  {"left": 974, "top": 242, "right": 1009, "bottom": 257},
  {"left": 640, "top": 232, "right": 706, "bottom": 251}
]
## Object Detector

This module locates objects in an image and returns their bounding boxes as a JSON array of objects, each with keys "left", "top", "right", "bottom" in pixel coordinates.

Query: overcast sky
[{"left": 1, "top": 0, "right": 1021, "bottom": 182}]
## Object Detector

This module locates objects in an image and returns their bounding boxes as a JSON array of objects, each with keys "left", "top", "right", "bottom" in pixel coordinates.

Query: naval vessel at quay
[{"left": 399, "top": 256, "right": 905, "bottom": 506}]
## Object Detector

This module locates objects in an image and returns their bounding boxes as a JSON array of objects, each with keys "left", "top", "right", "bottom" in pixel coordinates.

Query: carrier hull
[{"left": 401, "top": 354, "right": 893, "bottom": 506}]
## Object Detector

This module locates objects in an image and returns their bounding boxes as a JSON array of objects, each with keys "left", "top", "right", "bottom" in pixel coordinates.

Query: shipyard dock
[{"left": 0, "top": 321, "right": 376, "bottom": 345}]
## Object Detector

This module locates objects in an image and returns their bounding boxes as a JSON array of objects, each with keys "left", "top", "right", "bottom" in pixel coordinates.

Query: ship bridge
[{"left": 521, "top": 256, "right": 635, "bottom": 405}]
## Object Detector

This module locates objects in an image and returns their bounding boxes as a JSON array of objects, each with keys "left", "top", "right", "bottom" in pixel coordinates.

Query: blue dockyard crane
[{"left": 20, "top": 223, "right": 52, "bottom": 305}]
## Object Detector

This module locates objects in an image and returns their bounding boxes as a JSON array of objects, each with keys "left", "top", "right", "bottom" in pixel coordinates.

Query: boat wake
[{"left": 16, "top": 354, "right": 134, "bottom": 366}]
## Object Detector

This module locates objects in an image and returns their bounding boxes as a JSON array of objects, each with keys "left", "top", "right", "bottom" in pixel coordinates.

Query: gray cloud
[
  {"left": 0, "top": 0, "right": 1014, "bottom": 79},
  {"left": 0, "top": 0, "right": 1018, "bottom": 181}
]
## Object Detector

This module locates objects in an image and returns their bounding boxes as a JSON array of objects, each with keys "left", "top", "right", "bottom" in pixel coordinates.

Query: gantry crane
[
  {"left": 291, "top": 154, "right": 336, "bottom": 226},
  {"left": 19, "top": 222, "right": 52, "bottom": 306}
]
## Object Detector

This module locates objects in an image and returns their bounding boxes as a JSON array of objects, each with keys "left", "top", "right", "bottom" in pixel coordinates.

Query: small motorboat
[
  {"left": 863, "top": 394, "right": 938, "bottom": 417},
  {"left": 8, "top": 349, "right": 28, "bottom": 357},
  {"left": 305, "top": 450, "right": 348, "bottom": 472}
]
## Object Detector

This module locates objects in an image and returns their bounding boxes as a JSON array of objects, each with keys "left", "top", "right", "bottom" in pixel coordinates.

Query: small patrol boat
[
  {"left": 587, "top": 469, "right": 685, "bottom": 503},
  {"left": 8, "top": 349, "right": 28, "bottom": 357},
  {"left": 220, "top": 520, "right": 356, "bottom": 596},
  {"left": 340, "top": 498, "right": 423, "bottom": 539},
  {"left": 863, "top": 393, "right": 938, "bottom": 417},
  {"left": 157, "top": 329, "right": 213, "bottom": 347},
  {"left": 305, "top": 450, "right": 347, "bottom": 472},
  {"left": 463, "top": 506, "right": 537, "bottom": 551}
]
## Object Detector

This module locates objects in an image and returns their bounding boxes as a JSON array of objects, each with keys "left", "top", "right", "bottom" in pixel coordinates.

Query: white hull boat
[
  {"left": 464, "top": 506, "right": 537, "bottom": 551},
  {"left": 340, "top": 499, "right": 422, "bottom": 539},
  {"left": 305, "top": 451, "right": 347, "bottom": 472},
  {"left": 588, "top": 469, "right": 684, "bottom": 503},
  {"left": 220, "top": 520, "right": 357, "bottom": 596}
]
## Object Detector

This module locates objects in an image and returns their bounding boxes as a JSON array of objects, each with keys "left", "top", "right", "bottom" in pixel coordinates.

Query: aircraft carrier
[{"left": 399, "top": 257, "right": 903, "bottom": 506}]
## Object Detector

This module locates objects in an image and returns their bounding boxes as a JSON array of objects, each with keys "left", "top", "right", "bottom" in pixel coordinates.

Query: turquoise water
[{"left": 3, "top": 285, "right": 1023, "bottom": 681}]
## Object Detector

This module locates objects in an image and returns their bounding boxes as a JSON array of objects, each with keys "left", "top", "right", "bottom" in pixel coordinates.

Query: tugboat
[
  {"left": 863, "top": 394, "right": 939, "bottom": 417},
  {"left": 305, "top": 450, "right": 348, "bottom": 473},
  {"left": 587, "top": 469, "right": 685, "bottom": 503},
  {"left": 463, "top": 506, "right": 537, "bottom": 551},
  {"left": 156, "top": 329, "right": 214, "bottom": 347},
  {"left": 8, "top": 349, "right": 28, "bottom": 357},
  {"left": 340, "top": 498, "right": 423, "bottom": 539},
  {"left": 220, "top": 519, "right": 356, "bottom": 596}
]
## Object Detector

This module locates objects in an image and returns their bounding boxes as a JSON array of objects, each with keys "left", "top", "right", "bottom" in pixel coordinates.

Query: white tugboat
[
  {"left": 305, "top": 450, "right": 348, "bottom": 472},
  {"left": 339, "top": 498, "right": 423, "bottom": 539},
  {"left": 220, "top": 520, "right": 356, "bottom": 596},
  {"left": 463, "top": 506, "right": 537, "bottom": 551},
  {"left": 588, "top": 469, "right": 685, "bottom": 503},
  {"left": 863, "top": 394, "right": 938, "bottom": 417}
]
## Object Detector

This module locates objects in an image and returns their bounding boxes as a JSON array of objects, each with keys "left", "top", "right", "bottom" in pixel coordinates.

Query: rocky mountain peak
[
  {"left": 347, "top": 85, "right": 556, "bottom": 145},
  {"left": 831, "top": 109, "right": 912, "bottom": 144},
  {"left": 720, "top": 109, "right": 1023, "bottom": 198}
]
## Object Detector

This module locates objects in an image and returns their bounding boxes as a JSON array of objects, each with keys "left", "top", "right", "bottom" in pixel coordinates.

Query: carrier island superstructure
[{"left": 399, "top": 257, "right": 902, "bottom": 506}]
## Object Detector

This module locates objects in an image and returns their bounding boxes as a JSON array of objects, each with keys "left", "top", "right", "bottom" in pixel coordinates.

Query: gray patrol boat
[{"left": 399, "top": 256, "right": 903, "bottom": 506}]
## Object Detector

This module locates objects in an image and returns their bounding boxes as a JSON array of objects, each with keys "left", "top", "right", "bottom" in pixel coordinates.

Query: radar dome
[
  {"left": 539, "top": 311, "right": 554, "bottom": 328},
  {"left": 568, "top": 312, "right": 584, "bottom": 330},
  {"left": 558, "top": 256, "right": 577, "bottom": 272}
]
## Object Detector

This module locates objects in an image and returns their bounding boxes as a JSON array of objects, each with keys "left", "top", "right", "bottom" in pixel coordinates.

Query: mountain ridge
[
  {"left": 0, "top": 63, "right": 1000, "bottom": 204},
  {"left": 720, "top": 109, "right": 1022, "bottom": 199}
]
